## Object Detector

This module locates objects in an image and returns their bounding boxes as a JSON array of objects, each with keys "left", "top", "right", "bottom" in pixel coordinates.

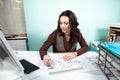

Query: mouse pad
[{"left": 19, "top": 59, "right": 39, "bottom": 74}]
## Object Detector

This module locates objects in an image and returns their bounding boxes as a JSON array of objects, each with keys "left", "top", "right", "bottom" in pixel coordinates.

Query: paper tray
[{"left": 99, "top": 42, "right": 120, "bottom": 59}]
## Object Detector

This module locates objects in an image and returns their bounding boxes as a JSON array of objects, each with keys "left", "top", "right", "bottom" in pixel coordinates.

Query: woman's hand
[
  {"left": 43, "top": 55, "right": 53, "bottom": 67},
  {"left": 63, "top": 52, "right": 77, "bottom": 61}
]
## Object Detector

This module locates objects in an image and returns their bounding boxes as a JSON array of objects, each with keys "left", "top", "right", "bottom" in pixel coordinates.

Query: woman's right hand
[{"left": 43, "top": 55, "right": 53, "bottom": 67}]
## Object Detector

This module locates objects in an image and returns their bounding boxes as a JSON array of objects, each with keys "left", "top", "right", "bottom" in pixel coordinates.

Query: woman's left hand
[{"left": 63, "top": 52, "right": 76, "bottom": 61}]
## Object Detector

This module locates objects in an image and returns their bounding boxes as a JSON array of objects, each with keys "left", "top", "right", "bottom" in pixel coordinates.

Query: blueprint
[{"left": 48, "top": 53, "right": 83, "bottom": 73}]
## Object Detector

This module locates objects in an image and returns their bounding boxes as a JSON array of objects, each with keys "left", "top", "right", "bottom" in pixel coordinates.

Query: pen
[
  {"left": 47, "top": 54, "right": 53, "bottom": 67},
  {"left": 48, "top": 54, "right": 51, "bottom": 62}
]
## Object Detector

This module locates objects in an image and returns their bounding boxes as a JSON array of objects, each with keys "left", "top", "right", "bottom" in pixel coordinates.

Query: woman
[{"left": 40, "top": 10, "right": 88, "bottom": 66}]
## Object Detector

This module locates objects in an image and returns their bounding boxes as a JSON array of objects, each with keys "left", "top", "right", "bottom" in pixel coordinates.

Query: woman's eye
[
  {"left": 64, "top": 22, "right": 68, "bottom": 25},
  {"left": 59, "top": 22, "right": 62, "bottom": 25},
  {"left": 59, "top": 22, "right": 69, "bottom": 25}
]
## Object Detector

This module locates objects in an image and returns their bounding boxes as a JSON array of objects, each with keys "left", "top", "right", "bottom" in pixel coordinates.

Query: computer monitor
[{"left": 0, "top": 31, "right": 24, "bottom": 79}]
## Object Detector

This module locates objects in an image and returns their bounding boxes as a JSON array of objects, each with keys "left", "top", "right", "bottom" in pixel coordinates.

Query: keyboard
[{"left": 19, "top": 59, "right": 39, "bottom": 74}]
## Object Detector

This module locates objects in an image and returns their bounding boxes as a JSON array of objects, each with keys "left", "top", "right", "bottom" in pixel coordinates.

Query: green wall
[{"left": 23, "top": 0, "right": 120, "bottom": 51}]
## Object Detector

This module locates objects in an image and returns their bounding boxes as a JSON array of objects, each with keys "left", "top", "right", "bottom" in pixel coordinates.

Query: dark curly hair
[{"left": 57, "top": 10, "right": 79, "bottom": 46}]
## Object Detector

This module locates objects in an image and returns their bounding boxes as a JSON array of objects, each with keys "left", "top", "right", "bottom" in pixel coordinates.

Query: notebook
[{"left": 19, "top": 59, "right": 39, "bottom": 74}]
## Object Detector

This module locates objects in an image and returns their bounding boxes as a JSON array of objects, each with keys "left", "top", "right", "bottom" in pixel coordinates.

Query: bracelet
[{"left": 73, "top": 52, "right": 77, "bottom": 57}]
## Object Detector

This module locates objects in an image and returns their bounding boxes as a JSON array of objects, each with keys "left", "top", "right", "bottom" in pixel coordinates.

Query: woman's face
[{"left": 59, "top": 16, "right": 70, "bottom": 35}]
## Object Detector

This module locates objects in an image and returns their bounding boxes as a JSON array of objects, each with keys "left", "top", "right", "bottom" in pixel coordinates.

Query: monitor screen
[{"left": 0, "top": 31, "right": 24, "bottom": 80}]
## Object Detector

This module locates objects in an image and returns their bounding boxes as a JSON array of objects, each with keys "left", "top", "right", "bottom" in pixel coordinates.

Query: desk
[{"left": 15, "top": 51, "right": 108, "bottom": 80}]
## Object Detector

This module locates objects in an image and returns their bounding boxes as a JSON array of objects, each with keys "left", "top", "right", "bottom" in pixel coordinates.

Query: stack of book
[{"left": 108, "top": 27, "right": 120, "bottom": 42}]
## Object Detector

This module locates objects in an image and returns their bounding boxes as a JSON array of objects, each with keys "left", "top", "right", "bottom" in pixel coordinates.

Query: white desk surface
[{"left": 15, "top": 51, "right": 108, "bottom": 80}]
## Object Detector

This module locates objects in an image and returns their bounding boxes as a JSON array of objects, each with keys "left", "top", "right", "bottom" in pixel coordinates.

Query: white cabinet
[{"left": 7, "top": 37, "right": 28, "bottom": 51}]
